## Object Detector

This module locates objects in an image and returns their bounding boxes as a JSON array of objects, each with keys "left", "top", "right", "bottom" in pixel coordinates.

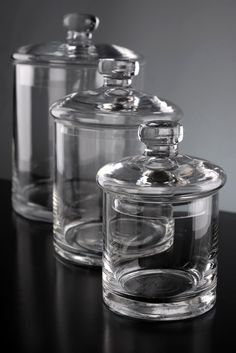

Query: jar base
[
  {"left": 12, "top": 180, "right": 53, "bottom": 223},
  {"left": 54, "top": 241, "right": 102, "bottom": 267},
  {"left": 54, "top": 221, "right": 103, "bottom": 267},
  {"left": 103, "top": 269, "right": 216, "bottom": 321},
  {"left": 12, "top": 196, "right": 52, "bottom": 223}
]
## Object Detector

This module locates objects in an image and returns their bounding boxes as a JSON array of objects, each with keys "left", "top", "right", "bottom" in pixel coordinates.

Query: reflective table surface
[{"left": 2, "top": 180, "right": 236, "bottom": 353}]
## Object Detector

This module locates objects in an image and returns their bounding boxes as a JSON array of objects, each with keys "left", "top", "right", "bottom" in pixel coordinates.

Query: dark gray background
[{"left": 0, "top": 0, "right": 235, "bottom": 211}]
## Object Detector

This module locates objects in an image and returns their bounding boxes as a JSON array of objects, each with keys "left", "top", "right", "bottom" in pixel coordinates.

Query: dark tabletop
[{"left": 2, "top": 179, "right": 236, "bottom": 353}]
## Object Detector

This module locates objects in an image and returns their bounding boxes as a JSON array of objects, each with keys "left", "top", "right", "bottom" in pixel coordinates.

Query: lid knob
[
  {"left": 138, "top": 121, "right": 183, "bottom": 157},
  {"left": 98, "top": 58, "right": 140, "bottom": 80},
  {"left": 63, "top": 13, "right": 99, "bottom": 53},
  {"left": 63, "top": 13, "right": 99, "bottom": 36}
]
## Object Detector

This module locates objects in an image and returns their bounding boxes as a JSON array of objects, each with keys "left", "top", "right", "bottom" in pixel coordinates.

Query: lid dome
[
  {"left": 12, "top": 13, "right": 144, "bottom": 65},
  {"left": 97, "top": 120, "right": 226, "bottom": 201},
  {"left": 50, "top": 58, "right": 182, "bottom": 126}
]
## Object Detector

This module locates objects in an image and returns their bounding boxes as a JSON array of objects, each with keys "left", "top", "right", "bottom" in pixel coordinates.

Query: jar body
[
  {"left": 53, "top": 122, "right": 144, "bottom": 266},
  {"left": 103, "top": 192, "right": 219, "bottom": 320},
  {"left": 12, "top": 62, "right": 103, "bottom": 222}
]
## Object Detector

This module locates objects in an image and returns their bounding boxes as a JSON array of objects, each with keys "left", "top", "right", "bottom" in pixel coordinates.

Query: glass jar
[
  {"left": 12, "top": 13, "right": 144, "bottom": 222},
  {"left": 97, "top": 120, "right": 226, "bottom": 320},
  {"left": 51, "top": 59, "right": 182, "bottom": 266}
]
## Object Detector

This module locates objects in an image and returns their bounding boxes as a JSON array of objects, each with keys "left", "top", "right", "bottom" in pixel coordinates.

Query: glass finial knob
[
  {"left": 98, "top": 59, "right": 140, "bottom": 79},
  {"left": 138, "top": 121, "right": 183, "bottom": 149},
  {"left": 63, "top": 13, "right": 99, "bottom": 35}
]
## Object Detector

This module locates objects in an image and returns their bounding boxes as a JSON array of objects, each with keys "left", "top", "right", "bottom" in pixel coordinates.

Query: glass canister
[
  {"left": 12, "top": 13, "right": 144, "bottom": 223},
  {"left": 50, "top": 59, "right": 182, "bottom": 266},
  {"left": 97, "top": 120, "right": 226, "bottom": 320}
]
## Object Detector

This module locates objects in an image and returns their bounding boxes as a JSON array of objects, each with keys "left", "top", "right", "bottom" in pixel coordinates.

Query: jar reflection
[
  {"left": 55, "top": 258, "right": 102, "bottom": 353},
  {"left": 102, "top": 306, "right": 216, "bottom": 353},
  {"left": 12, "top": 213, "right": 55, "bottom": 352}
]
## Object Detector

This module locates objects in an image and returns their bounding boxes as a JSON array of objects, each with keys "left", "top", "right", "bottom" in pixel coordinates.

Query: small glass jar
[
  {"left": 51, "top": 59, "right": 182, "bottom": 266},
  {"left": 97, "top": 120, "right": 226, "bottom": 320},
  {"left": 12, "top": 13, "right": 144, "bottom": 222}
]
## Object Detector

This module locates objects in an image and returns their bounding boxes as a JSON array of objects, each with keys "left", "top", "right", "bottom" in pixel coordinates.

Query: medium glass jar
[
  {"left": 97, "top": 120, "right": 226, "bottom": 320},
  {"left": 12, "top": 13, "right": 144, "bottom": 222},
  {"left": 51, "top": 59, "right": 182, "bottom": 266}
]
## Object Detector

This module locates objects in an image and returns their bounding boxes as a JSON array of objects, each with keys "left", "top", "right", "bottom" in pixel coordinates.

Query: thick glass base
[
  {"left": 12, "top": 180, "right": 52, "bottom": 223},
  {"left": 54, "top": 221, "right": 103, "bottom": 267},
  {"left": 103, "top": 269, "right": 216, "bottom": 321}
]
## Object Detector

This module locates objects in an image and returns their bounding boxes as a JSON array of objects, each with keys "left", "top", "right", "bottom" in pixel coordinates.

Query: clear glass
[
  {"left": 97, "top": 120, "right": 226, "bottom": 319},
  {"left": 12, "top": 12, "right": 145, "bottom": 223},
  {"left": 51, "top": 59, "right": 181, "bottom": 266},
  {"left": 12, "top": 63, "right": 101, "bottom": 222},
  {"left": 53, "top": 123, "right": 143, "bottom": 266},
  {"left": 103, "top": 192, "right": 219, "bottom": 320}
]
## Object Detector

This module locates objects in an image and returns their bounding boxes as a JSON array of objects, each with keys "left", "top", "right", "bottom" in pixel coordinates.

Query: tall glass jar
[
  {"left": 51, "top": 59, "right": 182, "bottom": 266},
  {"left": 97, "top": 120, "right": 226, "bottom": 320},
  {"left": 12, "top": 13, "right": 144, "bottom": 222}
]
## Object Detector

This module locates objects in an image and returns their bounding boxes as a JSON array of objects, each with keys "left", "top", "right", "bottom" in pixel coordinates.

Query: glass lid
[
  {"left": 12, "top": 13, "right": 143, "bottom": 65},
  {"left": 97, "top": 120, "right": 226, "bottom": 201},
  {"left": 50, "top": 58, "right": 182, "bottom": 126}
]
